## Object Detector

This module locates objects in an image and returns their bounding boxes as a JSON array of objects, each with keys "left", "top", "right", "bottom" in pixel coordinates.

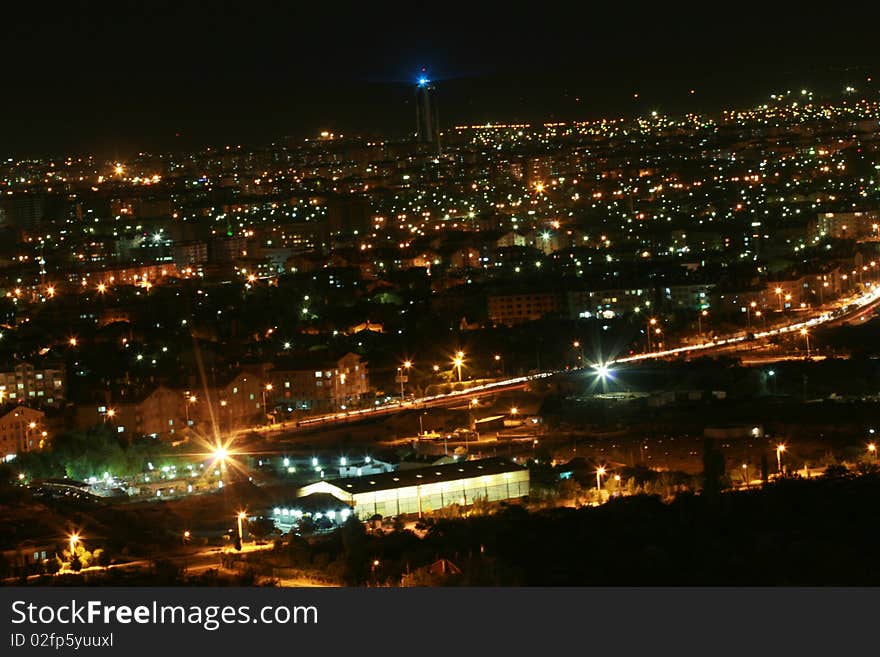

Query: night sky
[{"left": 4, "top": 1, "right": 880, "bottom": 157}]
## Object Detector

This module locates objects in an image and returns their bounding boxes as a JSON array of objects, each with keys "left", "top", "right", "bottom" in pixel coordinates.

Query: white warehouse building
[{"left": 294, "top": 458, "right": 530, "bottom": 519}]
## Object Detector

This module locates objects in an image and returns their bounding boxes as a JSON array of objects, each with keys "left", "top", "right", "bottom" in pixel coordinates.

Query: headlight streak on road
[{"left": 293, "top": 287, "right": 880, "bottom": 429}]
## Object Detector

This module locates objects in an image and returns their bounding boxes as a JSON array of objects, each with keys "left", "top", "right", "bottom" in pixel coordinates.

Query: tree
[
  {"left": 341, "top": 516, "right": 369, "bottom": 585},
  {"left": 247, "top": 517, "right": 276, "bottom": 541}
]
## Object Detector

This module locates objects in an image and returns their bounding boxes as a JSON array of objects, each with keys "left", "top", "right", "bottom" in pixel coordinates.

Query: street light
[
  {"left": 185, "top": 393, "right": 197, "bottom": 426},
  {"left": 236, "top": 511, "right": 247, "bottom": 548},
  {"left": 453, "top": 351, "right": 465, "bottom": 382},
  {"left": 212, "top": 444, "right": 230, "bottom": 477},
  {"left": 398, "top": 360, "right": 412, "bottom": 399},
  {"left": 697, "top": 309, "right": 708, "bottom": 336},
  {"left": 775, "top": 287, "right": 783, "bottom": 311},
  {"left": 262, "top": 383, "right": 273, "bottom": 419},
  {"left": 776, "top": 444, "right": 786, "bottom": 474},
  {"left": 800, "top": 328, "right": 811, "bottom": 358},
  {"left": 868, "top": 443, "right": 877, "bottom": 460},
  {"left": 647, "top": 318, "right": 657, "bottom": 351},
  {"left": 747, "top": 301, "right": 757, "bottom": 328},
  {"left": 68, "top": 533, "right": 80, "bottom": 558},
  {"left": 596, "top": 466, "right": 606, "bottom": 495},
  {"left": 742, "top": 463, "right": 749, "bottom": 488}
]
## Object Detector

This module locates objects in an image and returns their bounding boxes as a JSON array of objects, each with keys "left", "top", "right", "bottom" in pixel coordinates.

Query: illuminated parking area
[
  {"left": 295, "top": 458, "right": 530, "bottom": 519},
  {"left": 271, "top": 493, "right": 354, "bottom": 533}
]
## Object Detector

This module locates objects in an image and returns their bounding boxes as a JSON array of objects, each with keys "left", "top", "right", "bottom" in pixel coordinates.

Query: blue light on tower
[{"left": 418, "top": 76, "right": 429, "bottom": 87}]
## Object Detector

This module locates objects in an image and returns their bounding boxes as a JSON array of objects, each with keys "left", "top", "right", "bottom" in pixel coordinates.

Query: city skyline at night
[
  {"left": 4, "top": 3, "right": 880, "bottom": 156},
  {"left": 4, "top": 3, "right": 880, "bottom": 591}
]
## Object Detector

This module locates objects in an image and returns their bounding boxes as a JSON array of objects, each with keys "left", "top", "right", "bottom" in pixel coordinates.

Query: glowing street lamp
[
  {"left": 775, "top": 287, "right": 783, "bottom": 311},
  {"left": 213, "top": 445, "right": 229, "bottom": 464},
  {"left": 572, "top": 340, "right": 585, "bottom": 363},
  {"left": 453, "top": 351, "right": 465, "bottom": 382},
  {"left": 742, "top": 463, "right": 749, "bottom": 488},
  {"left": 398, "top": 360, "right": 412, "bottom": 399},
  {"left": 596, "top": 466, "right": 606, "bottom": 494},
  {"left": 697, "top": 309, "right": 708, "bottom": 336},
  {"left": 776, "top": 444, "right": 786, "bottom": 474},
  {"left": 647, "top": 318, "right": 657, "bottom": 351},
  {"left": 262, "top": 383, "right": 273, "bottom": 418},
  {"left": 800, "top": 328, "right": 811, "bottom": 358},
  {"left": 593, "top": 362, "right": 613, "bottom": 382},
  {"left": 68, "top": 533, "right": 80, "bottom": 558},
  {"left": 236, "top": 511, "right": 247, "bottom": 548},
  {"left": 869, "top": 443, "right": 877, "bottom": 460},
  {"left": 185, "top": 393, "right": 197, "bottom": 425}
]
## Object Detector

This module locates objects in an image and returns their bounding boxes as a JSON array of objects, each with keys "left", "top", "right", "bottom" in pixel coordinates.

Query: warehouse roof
[{"left": 310, "top": 457, "right": 526, "bottom": 496}]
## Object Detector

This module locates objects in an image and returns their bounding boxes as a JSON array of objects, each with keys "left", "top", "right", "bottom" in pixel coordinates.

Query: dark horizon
[{"left": 4, "top": 2, "right": 880, "bottom": 158}]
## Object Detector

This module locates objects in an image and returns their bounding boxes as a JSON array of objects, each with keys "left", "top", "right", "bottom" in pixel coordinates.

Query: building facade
[
  {"left": 487, "top": 291, "right": 564, "bottom": 326},
  {"left": 0, "top": 363, "right": 66, "bottom": 407},
  {"left": 268, "top": 352, "right": 370, "bottom": 412},
  {"left": 0, "top": 405, "right": 47, "bottom": 457}
]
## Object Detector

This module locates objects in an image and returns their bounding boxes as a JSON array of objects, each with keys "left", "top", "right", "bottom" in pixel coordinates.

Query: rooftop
[{"left": 306, "top": 457, "right": 526, "bottom": 496}]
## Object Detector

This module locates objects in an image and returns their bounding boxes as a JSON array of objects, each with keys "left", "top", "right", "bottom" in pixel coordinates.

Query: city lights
[{"left": 3, "top": 24, "right": 880, "bottom": 597}]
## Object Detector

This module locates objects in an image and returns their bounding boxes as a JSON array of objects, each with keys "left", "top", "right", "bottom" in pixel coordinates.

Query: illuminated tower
[{"left": 415, "top": 68, "right": 440, "bottom": 153}]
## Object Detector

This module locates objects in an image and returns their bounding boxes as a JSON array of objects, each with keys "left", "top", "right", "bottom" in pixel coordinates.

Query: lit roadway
[{"left": 257, "top": 285, "right": 880, "bottom": 434}]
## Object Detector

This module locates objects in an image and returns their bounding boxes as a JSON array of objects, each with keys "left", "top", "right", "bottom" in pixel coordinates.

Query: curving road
[{"left": 257, "top": 285, "right": 880, "bottom": 434}]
